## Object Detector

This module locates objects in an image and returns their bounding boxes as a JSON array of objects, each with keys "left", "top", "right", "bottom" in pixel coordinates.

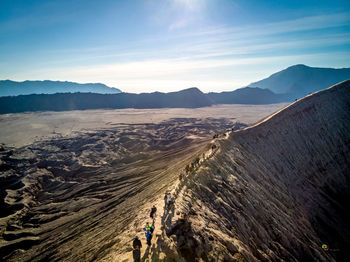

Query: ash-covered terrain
[
  {"left": 163, "top": 80, "right": 350, "bottom": 261},
  {"left": 109, "top": 81, "right": 350, "bottom": 261},
  {"left": 0, "top": 116, "right": 244, "bottom": 261},
  {"left": 2, "top": 102, "right": 283, "bottom": 262}
]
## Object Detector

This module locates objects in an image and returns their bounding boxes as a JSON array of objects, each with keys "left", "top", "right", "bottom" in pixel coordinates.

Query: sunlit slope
[{"left": 171, "top": 80, "right": 350, "bottom": 261}]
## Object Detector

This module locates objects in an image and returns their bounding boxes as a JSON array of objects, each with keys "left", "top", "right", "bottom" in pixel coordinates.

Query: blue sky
[{"left": 1, "top": 0, "right": 350, "bottom": 93}]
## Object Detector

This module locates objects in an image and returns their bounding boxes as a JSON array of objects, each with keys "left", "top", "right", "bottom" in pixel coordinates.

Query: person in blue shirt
[{"left": 144, "top": 222, "right": 154, "bottom": 246}]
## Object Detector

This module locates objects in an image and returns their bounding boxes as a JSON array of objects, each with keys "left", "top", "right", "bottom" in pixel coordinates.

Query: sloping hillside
[
  {"left": 161, "top": 80, "right": 350, "bottom": 261},
  {"left": 250, "top": 64, "right": 350, "bottom": 98},
  {"left": 110, "top": 80, "right": 350, "bottom": 261}
]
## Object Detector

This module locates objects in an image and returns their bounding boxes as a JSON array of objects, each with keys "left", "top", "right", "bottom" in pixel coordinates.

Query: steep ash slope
[{"left": 167, "top": 80, "right": 350, "bottom": 261}]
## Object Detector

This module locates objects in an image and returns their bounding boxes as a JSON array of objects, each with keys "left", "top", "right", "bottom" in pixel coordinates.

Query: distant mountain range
[
  {"left": 0, "top": 88, "right": 213, "bottom": 114},
  {"left": 250, "top": 64, "right": 350, "bottom": 98},
  {"left": 1, "top": 65, "right": 349, "bottom": 113},
  {"left": 0, "top": 80, "right": 121, "bottom": 96}
]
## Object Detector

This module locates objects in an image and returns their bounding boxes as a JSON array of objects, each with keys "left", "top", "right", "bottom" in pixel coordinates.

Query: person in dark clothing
[
  {"left": 133, "top": 236, "right": 142, "bottom": 249},
  {"left": 132, "top": 236, "right": 142, "bottom": 262},
  {"left": 150, "top": 205, "right": 157, "bottom": 219},
  {"left": 164, "top": 192, "right": 168, "bottom": 207}
]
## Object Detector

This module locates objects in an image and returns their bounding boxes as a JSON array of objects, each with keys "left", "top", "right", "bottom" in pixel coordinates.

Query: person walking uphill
[
  {"left": 132, "top": 236, "right": 142, "bottom": 262},
  {"left": 133, "top": 236, "right": 142, "bottom": 249},
  {"left": 166, "top": 193, "right": 174, "bottom": 209},
  {"left": 144, "top": 222, "right": 155, "bottom": 246},
  {"left": 150, "top": 205, "right": 157, "bottom": 220},
  {"left": 164, "top": 192, "right": 169, "bottom": 207}
]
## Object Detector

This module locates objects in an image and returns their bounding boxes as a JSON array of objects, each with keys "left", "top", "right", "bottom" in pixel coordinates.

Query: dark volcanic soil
[{"left": 0, "top": 117, "right": 244, "bottom": 261}]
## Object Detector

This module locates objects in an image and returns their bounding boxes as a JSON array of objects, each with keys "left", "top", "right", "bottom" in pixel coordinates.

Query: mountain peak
[
  {"left": 250, "top": 65, "right": 350, "bottom": 96},
  {"left": 180, "top": 87, "right": 202, "bottom": 93},
  {"left": 288, "top": 64, "right": 309, "bottom": 69}
]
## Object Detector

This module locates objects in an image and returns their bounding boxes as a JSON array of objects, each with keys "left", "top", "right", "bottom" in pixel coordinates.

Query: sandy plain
[{"left": 0, "top": 104, "right": 287, "bottom": 148}]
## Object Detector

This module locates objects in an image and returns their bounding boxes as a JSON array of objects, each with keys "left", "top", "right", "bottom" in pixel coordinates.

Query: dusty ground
[
  {"left": 0, "top": 104, "right": 287, "bottom": 148},
  {"left": 0, "top": 103, "right": 287, "bottom": 261}
]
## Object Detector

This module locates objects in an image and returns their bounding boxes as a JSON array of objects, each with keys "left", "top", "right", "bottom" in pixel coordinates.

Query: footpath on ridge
[{"left": 103, "top": 132, "right": 231, "bottom": 261}]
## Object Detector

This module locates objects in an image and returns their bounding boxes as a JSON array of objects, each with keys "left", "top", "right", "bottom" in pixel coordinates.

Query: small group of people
[
  {"left": 183, "top": 157, "right": 201, "bottom": 177},
  {"left": 132, "top": 205, "right": 157, "bottom": 261},
  {"left": 145, "top": 205, "right": 157, "bottom": 245},
  {"left": 132, "top": 131, "right": 226, "bottom": 260},
  {"left": 213, "top": 132, "right": 228, "bottom": 140}
]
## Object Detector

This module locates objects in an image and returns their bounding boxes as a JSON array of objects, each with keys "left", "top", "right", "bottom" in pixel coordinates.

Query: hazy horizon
[{"left": 1, "top": 0, "right": 350, "bottom": 93}]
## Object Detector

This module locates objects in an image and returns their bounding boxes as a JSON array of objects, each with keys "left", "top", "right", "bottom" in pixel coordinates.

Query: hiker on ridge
[
  {"left": 150, "top": 205, "right": 157, "bottom": 220},
  {"left": 167, "top": 193, "right": 174, "bottom": 206},
  {"left": 144, "top": 222, "right": 155, "bottom": 246},
  {"left": 195, "top": 157, "right": 200, "bottom": 166},
  {"left": 133, "top": 236, "right": 142, "bottom": 249},
  {"left": 164, "top": 192, "right": 169, "bottom": 206},
  {"left": 132, "top": 236, "right": 142, "bottom": 262}
]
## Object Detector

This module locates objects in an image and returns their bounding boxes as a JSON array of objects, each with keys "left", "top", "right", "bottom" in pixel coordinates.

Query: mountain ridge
[
  {"left": 0, "top": 87, "right": 214, "bottom": 114},
  {"left": 1, "top": 65, "right": 350, "bottom": 113},
  {"left": 0, "top": 80, "right": 122, "bottom": 96}
]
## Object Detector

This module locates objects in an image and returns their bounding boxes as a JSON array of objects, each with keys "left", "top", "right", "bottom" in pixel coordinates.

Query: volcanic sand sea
[{"left": 0, "top": 104, "right": 287, "bottom": 148}]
